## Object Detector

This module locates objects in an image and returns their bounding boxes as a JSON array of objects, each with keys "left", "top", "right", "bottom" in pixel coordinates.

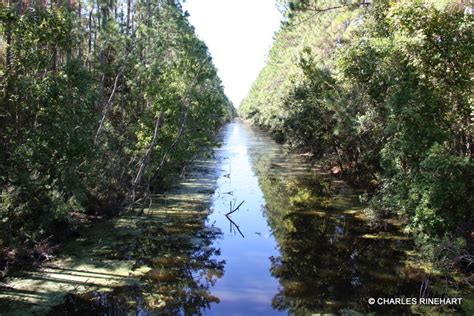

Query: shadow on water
[
  {"left": 1, "top": 216, "right": 225, "bottom": 315},
  {"left": 47, "top": 217, "right": 225, "bottom": 315}
]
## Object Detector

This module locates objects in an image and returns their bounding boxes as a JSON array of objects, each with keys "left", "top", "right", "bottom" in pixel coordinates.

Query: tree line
[
  {"left": 0, "top": 0, "right": 233, "bottom": 270},
  {"left": 240, "top": 0, "right": 473, "bottom": 257}
]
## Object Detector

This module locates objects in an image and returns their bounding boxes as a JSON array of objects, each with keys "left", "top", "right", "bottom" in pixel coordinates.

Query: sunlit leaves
[
  {"left": 0, "top": 0, "right": 233, "bottom": 251},
  {"left": 241, "top": 0, "right": 473, "bottom": 243}
]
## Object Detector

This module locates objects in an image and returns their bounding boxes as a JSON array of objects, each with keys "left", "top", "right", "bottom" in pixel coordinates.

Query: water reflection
[
  {"left": 205, "top": 122, "right": 285, "bottom": 315},
  {"left": 10, "top": 121, "right": 422, "bottom": 315},
  {"left": 48, "top": 182, "right": 225, "bottom": 315},
  {"left": 247, "top": 138, "right": 420, "bottom": 315},
  {"left": 135, "top": 217, "right": 224, "bottom": 315}
]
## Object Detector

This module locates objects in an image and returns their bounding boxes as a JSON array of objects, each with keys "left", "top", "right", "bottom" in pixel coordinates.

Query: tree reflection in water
[
  {"left": 50, "top": 213, "right": 225, "bottom": 315},
  {"left": 252, "top": 154, "right": 420, "bottom": 315},
  {"left": 48, "top": 122, "right": 424, "bottom": 315}
]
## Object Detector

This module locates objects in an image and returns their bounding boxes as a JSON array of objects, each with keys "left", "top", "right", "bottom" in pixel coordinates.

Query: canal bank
[{"left": 0, "top": 120, "right": 471, "bottom": 315}]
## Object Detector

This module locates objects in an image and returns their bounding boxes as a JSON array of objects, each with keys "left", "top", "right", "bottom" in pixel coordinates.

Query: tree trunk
[
  {"left": 126, "top": 0, "right": 131, "bottom": 34},
  {"left": 129, "top": 109, "right": 165, "bottom": 204}
]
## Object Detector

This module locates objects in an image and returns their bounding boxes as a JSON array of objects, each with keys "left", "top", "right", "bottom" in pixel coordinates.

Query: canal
[{"left": 0, "top": 120, "right": 420, "bottom": 315}]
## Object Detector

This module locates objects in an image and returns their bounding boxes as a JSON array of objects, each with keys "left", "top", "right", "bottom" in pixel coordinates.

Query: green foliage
[
  {"left": 241, "top": 0, "right": 473, "bottom": 243},
  {"left": 342, "top": 0, "right": 474, "bottom": 240},
  {"left": 0, "top": 1, "right": 233, "bottom": 254}
]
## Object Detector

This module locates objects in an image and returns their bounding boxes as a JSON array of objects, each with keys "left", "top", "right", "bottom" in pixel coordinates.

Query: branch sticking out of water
[
  {"left": 225, "top": 200, "right": 245, "bottom": 216},
  {"left": 225, "top": 200, "right": 245, "bottom": 238}
]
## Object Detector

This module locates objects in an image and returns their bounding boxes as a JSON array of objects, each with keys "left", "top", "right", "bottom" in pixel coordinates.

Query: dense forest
[
  {"left": 0, "top": 0, "right": 473, "bottom": 314},
  {"left": 241, "top": 0, "right": 473, "bottom": 267},
  {"left": 0, "top": 0, "right": 233, "bottom": 272}
]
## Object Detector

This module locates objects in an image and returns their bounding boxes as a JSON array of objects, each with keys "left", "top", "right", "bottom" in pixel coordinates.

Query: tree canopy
[
  {"left": 0, "top": 0, "right": 234, "bottom": 262},
  {"left": 240, "top": 0, "right": 473, "bottom": 243}
]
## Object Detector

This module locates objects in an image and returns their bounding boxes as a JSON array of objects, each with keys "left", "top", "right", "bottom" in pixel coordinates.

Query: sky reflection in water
[
  {"left": 39, "top": 121, "right": 419, "bottom": 315},
  {"left": 207, "top": 122, "right": 285, "bottom": 315}
]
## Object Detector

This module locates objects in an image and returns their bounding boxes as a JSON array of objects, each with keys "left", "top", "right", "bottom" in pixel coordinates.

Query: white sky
[{"left": 182, "top": 0, "right": 283, "bottom": 108}]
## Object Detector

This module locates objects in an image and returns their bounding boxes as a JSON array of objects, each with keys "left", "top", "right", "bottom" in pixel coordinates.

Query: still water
[
  {"left": 206, "top": 122, "right": 284, "bottom": 315},
  {"left": 204, "top": 121, "right": 418, "bottom": 315},
  {"left": 1, "top": 120, "right": 421, "bottom": 315}
]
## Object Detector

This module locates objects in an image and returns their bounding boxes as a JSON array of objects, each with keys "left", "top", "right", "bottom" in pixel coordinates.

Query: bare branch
[
  {"left": 94, "top": 28, "right": 139, "bottom": 145},
  {"left": 127, "top": 108, "right": 165, "bottom": 205},
  {"left": 288, "top": 1, "right": 371, "bottom": 27},
  {"left": 225, "top": 200, "right": 245, "bottom": 216}
]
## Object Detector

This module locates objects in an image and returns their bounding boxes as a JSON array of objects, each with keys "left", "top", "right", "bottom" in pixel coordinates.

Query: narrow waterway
[
  {"left": 0, "top": 120, "right": 421, "bottom": 315},
  {"left": 204, "top": 121, "right": 419, "bottom": 315},
  {"left": 206, "top": 122, "right": 285, "bottom": 315}
]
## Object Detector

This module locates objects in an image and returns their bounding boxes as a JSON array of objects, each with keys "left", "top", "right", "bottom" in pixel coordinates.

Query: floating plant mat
[{"left": 0, "top": 159, "right": 223, "bottom": 315}]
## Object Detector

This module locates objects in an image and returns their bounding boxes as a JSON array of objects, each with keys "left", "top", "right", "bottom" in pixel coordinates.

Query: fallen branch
[
  {"left": 225, "top": 200, "right": 245, "bottom": 216},
  {"left": 225, "top": 200, "right": 245, "bottom": 238}
]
